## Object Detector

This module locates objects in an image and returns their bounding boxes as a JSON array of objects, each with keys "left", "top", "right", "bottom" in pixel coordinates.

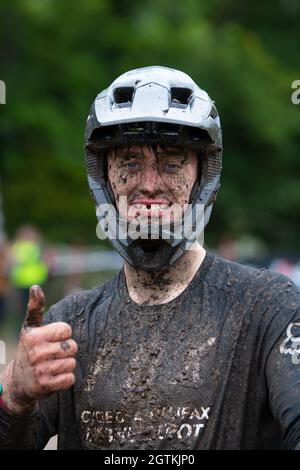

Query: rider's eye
[
  {"left": 164, "top": 163, "right": 180, "bottom": 173},
  {"left": 126, "top": 162, "right": 140, "bottom": 172}
]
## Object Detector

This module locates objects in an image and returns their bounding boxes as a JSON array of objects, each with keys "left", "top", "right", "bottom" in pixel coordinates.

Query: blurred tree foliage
[{"left": 0, "top": 0, "right": 299, "bottom": 250}]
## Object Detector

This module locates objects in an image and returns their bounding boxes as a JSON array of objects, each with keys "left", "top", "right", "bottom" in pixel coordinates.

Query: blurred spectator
[
  {"left": 0, "top": 180, "right": 8, "bottom": 328},
  {"left": 217, "top": 235, "right": 237, "bottom": 261},
  {"left": 269, "top": 258, "right": 295, "bottom": 278},
  {"left": 63, "top": 244, "right": 85, "bottom": 297},
  {"left": 9, "top": 226, "right": 49, "bottom": 331},
  {"left": 0, "top": 243, "right": 9, "bottom": 327}
]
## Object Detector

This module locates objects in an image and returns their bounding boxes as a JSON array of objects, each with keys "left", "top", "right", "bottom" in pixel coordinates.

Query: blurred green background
[
  {"left": 0, "top": 3, "right": 299, "bottom": 448},
  {"left": 0, "top": 0, "right": 299, "bottom": 250}
]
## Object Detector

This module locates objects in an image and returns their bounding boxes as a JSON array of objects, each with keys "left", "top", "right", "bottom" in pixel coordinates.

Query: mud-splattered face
[{"left": 107, "top": 144, "right": 198, "bottom": 224}]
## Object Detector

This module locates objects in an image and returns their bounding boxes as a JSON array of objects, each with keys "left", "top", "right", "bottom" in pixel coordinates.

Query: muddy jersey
[{"left": 1, "top": 251, "right": 300, "bottom": 450}]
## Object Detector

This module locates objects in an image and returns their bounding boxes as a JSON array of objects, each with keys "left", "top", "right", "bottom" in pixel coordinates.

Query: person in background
[
  {"left": 9, "top": 226, "right": 48, "bottom": 332},
  {"left": 0, "top": 243, "right": 9, "bottom": 328}
]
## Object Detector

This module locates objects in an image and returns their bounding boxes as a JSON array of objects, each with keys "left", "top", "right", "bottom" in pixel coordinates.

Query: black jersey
[{"left": 1, "top": 251, "right": 300, "bottom": 449}]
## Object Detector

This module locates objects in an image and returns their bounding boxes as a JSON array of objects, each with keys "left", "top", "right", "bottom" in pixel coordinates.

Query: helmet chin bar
[
  {"left": 127, "top": 239, "right": 179, "bottom": 272},
  {"left": 111, "top": 198, "right": 205, "bottom": 272}
]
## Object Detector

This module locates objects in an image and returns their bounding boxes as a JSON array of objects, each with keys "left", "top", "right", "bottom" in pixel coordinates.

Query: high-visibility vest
[{"left": 10, "top": 240, "right": 48, "bottom": 288}]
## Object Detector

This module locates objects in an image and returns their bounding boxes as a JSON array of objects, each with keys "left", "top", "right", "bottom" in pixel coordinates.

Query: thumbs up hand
[
  {"left": 23, "top": 284, "right": 45, "bottom": 327},
  {"left": 0, "top": 286, "right": 78, "bottom": 415}
]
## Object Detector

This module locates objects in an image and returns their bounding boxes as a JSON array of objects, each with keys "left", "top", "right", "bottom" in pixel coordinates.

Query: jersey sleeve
[{"left": 262, "top": 276, "right": 300, "bottom": 449}]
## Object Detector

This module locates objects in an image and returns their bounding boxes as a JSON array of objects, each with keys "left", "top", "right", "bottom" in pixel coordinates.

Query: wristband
[{"left": 0, "top": 383, "right": 10, "bottom": 412}]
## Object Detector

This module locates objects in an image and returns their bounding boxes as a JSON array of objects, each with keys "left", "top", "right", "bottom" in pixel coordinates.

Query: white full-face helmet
[{"left": 85, "top": 66, "right": 222, "bottom": 271}]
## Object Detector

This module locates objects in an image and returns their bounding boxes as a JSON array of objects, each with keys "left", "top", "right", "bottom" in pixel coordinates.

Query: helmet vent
[
  {"left": 113, "top": 87, "right": 134, "bottom": 105},
  {"left": 209, "top": 104, "right": 218, "bottom": 119},
  {"left": 170, "top": 87, "right": 192, "bottom": 106}
]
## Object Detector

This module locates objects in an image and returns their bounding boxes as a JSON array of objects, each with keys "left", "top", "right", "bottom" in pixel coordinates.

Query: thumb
[{"left": 23, "top": 285, "right": 45, "bottom": 328}]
